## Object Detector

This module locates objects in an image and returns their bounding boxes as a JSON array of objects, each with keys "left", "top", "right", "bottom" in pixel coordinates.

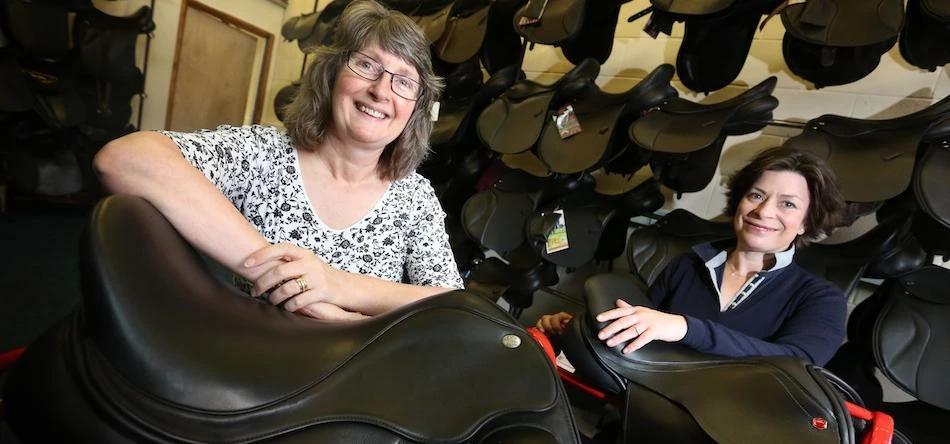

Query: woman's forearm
[
  {"left": 94, "top": 131, "right": 272, "bottom": 281},
  {"left": 326, "top": 268, "right": 455, "bottom": 315}
]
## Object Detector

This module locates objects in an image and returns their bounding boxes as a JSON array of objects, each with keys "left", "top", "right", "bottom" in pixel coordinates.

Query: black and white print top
[{"left": 160, "top": 124, "right": 464, "bottom": 290}]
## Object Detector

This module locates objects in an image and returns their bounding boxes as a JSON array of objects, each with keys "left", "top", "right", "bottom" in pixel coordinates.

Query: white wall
[{"left": 521, "top": 0, "right": 949, "bottom": 222}]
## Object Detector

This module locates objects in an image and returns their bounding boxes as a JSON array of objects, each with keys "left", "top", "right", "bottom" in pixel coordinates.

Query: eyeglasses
[{"left": 346, "top": 52, "right": 423, "bottom": 101}]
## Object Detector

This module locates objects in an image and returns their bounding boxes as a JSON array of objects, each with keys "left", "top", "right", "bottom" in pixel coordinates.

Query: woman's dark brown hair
[{"left": 725, "top": 146, "right": 847, "bottom": 247}]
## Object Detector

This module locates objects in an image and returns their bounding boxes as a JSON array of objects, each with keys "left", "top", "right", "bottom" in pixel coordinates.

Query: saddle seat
[
  {"left": 650, "top": 0, "right": 735, "bottom": 16},
  {"left": 557, "top": 273, "right": 851, "bottom": 444},
  {"left": 3, "top": 196, "right": 580, "bottom": 443}
]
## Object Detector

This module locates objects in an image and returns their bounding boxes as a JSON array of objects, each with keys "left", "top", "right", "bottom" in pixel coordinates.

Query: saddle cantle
[
  {"left": 780, "top": 0, "right": 904, "bottom": 88},
  {"left": 281, "top": 0, "right": 352, "bottom": 51},
  {"left": 3, "top": 195, "right": 581, "bottom": 443},
  {"left": 558, "top": 273, "right": 852, "bottom": 444},
  {"left": 783, "top": 95, "right": 950, "bottom": 203},
  {"left": 629, "top": 76, "right": 779, "bottom": 194},
  {"left": 537, "top": 63, "right": 678, "bottom": 174}
]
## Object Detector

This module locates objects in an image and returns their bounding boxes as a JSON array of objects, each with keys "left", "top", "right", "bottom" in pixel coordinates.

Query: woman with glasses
[{"left": 93, "top": 0, "right": 463, "bottom": 320}]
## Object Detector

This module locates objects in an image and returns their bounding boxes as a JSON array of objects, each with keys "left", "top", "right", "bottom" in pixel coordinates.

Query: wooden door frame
[{"left": 165, "top": 0, "right": 275, "bottom": 129}]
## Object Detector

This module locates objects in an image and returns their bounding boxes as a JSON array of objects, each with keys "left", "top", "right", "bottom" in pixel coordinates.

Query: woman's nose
[{"left": 367, "top": 73, "right": 392, "bottom": 101}]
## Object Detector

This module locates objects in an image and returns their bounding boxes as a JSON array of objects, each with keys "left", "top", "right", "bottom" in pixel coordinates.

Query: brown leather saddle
[
  {"left": 430, "top": 0, "right": 493, "bottom": 64},
  {"left": 780, "top": 0, "right": 904, "bottom": 88},
  {"left": 899, "top": 0, "right": 950, "bottom": 71},
  {"left": 536, "top": 63, "right": 678, "bottom": 174},
  {"left": 477, "top": 58, "right": 600, "bottom": 155},
  {"left": 281, "top": 0, "right": 351, "bottom": 51},
  {"left": 783, "top": 95, "right": 950, "bottom": 203},
  {"left": 629, "top": 76, "right": 779, "bottom": 194},
  {"left": 559, "top": 273, "right": 855, "bottom": 444},
  {"left": 512, "top": 0, "right": 586, "bottom": 46},
  {"left": 2, "top": 195, "right": 581, "bottom": 443},
  {"left": 644, "top": 0, "right": 783, "bottom": 93}
]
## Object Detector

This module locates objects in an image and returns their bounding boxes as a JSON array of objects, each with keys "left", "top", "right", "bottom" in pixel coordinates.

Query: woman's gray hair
[{"left": 282, "top": 0, "right": 443, "bottom": 181}]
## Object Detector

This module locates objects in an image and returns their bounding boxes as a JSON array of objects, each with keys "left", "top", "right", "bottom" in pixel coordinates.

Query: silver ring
[{"left": 633, "top": 326, "right": 641, "bottom": 336}]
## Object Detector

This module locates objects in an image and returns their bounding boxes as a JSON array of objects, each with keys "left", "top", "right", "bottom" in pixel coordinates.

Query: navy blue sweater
[{"left": 648, "top": 251, "right": 847, "bottom": 366}]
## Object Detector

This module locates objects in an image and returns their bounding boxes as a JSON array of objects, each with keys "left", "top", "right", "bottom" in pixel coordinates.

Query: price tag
[
  {"left": 545, "top": 209, "right": 570, "bottom": 254},
  {"left": 553, "top": 104, "right": 582, "bottom": 139}
]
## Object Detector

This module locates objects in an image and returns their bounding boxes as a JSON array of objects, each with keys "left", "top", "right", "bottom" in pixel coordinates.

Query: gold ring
[{"left": 295, "top": 277, "right": 309, "bottom": 293}]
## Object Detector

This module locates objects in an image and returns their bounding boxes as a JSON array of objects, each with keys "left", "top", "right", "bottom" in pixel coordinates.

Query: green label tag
[{"left": 545, "top": 209, "right": 569, "bottom": 254}]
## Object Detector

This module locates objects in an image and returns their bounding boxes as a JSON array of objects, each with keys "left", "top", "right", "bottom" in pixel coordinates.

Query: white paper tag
[
  {"left": 430, "top": 101, "right": 440, "bottom": 122},
  {"left": 556, "top": 351, "right": 576, "bottom": 373}
]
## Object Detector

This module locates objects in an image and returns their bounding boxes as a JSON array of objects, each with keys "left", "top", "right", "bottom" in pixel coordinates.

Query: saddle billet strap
[{"left": 913, "top": 140, "right": 950, "bottom": 230}]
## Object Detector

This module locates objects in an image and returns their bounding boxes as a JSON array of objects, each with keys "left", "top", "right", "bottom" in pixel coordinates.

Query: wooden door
[{"left": 166, "top": 1, "right": 273, "bottom": 132}]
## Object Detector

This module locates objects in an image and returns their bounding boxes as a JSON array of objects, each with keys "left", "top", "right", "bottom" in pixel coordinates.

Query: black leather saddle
[
  {"left": 2, "top": 195, "right": 581, "bottom": 443},
  {"left": 780, "top": 0, "right": 904, "bottom": 88},
  {"left": 537, "top": 64, "right": 678, "bottom": 174},
  {"left": 834, "top": 264, "right": 950, "bottom": 443},
  {"left": 477, "top": 58, "right": 600, "bottom": 155},
  {"left": 558, "top": 273, "right": 855, "bottom": 444},
  {"left": 281, "top": 0, "right": 351, "bottom": 51},
  {"left": 644, "top": 0, "right": 783, "bottom": 93},
  {"left": 783, "top": 95, "right": 950, "bottom": 203},
  {"left": 432, "top": 65, "right": 522, "bottom": 150},
  {"left": 899, "top": 0, "right": 950, "bottom": 72},
  {"left": 629, "top": 76, "right": 779, "bottom": 194}
]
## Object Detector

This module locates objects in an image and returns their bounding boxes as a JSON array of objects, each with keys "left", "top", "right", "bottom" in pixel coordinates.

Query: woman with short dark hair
[
  {"left": 94, "top": 0, "right": 462, "bottom": 321},
  {"left": 539, "top": 146, "right": 849, "bottom": 365}
]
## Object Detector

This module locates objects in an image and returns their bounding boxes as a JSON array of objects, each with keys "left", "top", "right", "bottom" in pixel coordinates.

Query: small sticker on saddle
[
  {"left": 556, "top": 351, "right": 576, "bottom": 373},
  {"left": 545, "top": 209, "right": 569, "bottom": 254},
  {"left": 553, "top": 104, "right": 582, "bottom": 139},
  {"left": 518, "top": 0, "right": 548, "bottom": 26}
]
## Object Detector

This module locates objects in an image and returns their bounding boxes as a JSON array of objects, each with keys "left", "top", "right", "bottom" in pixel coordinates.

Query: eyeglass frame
[{"left": 345, "top": 51, "right": 423, "bottom": 101}]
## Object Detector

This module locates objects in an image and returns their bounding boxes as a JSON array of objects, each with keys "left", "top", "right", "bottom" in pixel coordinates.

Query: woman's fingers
[
  {"left": 297, "top": 302, "right": 367, "bottom": 321},
  {"left": 250, "top": 260, "right": 309, "bottom": 298},
  {"left": 243, "top": 243, "right": 307, "bottom": 268},
  {"left": 622, "top": 328, "right": 653, "bottom": 354}
]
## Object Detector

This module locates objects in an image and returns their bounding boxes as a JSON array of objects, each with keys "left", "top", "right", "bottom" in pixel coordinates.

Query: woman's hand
[
  {"left": 596, "top": 299, "right": 688, "bottom": 354},
  {"left": 296, "top": 301, "right": 369, "bottom": 321},
  {"left": 536, "top": 312, "right": 573, "bottom": 335},
  {"left": 244, "top": 243, "right": 342, "bottom": 313}
]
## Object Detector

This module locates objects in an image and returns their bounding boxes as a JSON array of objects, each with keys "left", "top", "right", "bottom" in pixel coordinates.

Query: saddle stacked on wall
[
  {"left": 0, "top": 0, "right": 154, "bottom": 198},
  {"left": 899, "top": 0, "right": 950, "bottom": 71},
  {"left": 643, "top": 0, "right": 783, "bottom": 94},
  {"left": 513, "top": 0, "right": 628, "bottom": 64},
  {"left": 780, "top": 0, "right": 904, "bottom": 88}
]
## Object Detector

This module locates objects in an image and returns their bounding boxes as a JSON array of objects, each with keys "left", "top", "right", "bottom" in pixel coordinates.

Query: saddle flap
[
  {"left": 874, "top": 266, "right": 950, "bottom": 410},
  {"left": 281, "top": 12, "right": 319, "bottom": 41},
  {"left": 913, "top": 141, "right": 950, "bottom": 230},
  {"left": 434, "top": 5, "right": 491, "bottom": 64},
  {"left": 414, "top": 4, "right": 452, "bottom": 44}
]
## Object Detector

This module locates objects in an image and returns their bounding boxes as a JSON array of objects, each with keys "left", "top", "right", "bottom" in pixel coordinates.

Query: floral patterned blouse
[{"left": 160, "top": 124, "right": 464, "bottom": 290}]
